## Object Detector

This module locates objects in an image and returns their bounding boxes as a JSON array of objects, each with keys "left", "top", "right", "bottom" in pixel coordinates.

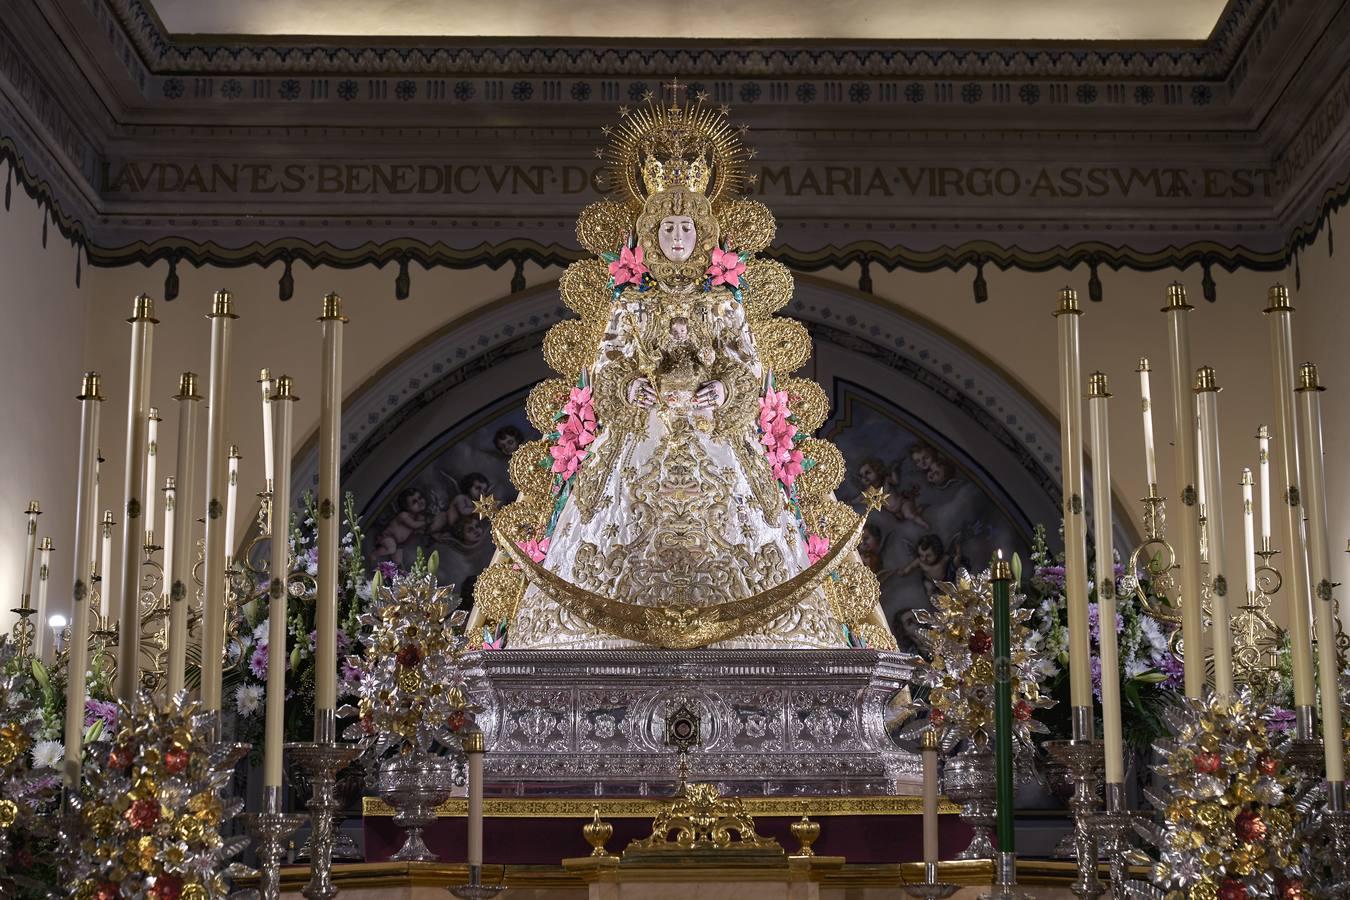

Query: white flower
[
  {"left": 235, "top": 684, "right": 265, "bottom": 717},
  {"left": 31, "top": 739, "right": 63, "bottom": 769},
  {"left": 253, "top": 619, "right": 270, "bottom": 641}
]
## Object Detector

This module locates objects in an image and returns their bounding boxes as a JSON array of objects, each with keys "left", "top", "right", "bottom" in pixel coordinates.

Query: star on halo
[
  {"left": 472, "top": 494, "right": 502, "bottom": 520},
  {"left": 861, "top": 486, "right": 890, "bottom": 513}
]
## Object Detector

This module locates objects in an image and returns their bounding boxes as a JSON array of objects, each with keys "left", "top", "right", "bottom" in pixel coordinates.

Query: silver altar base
[
  {"left": 941, "top": 745, "right": 996, "bottom": 860},
  {"left": 463, "top": 649, "right": 919, "bottom": 796}
]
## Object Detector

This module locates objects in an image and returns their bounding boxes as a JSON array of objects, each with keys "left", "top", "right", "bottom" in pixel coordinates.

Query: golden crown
[{"left": 600, "top": 82, "right": 752, "bottom": 207}]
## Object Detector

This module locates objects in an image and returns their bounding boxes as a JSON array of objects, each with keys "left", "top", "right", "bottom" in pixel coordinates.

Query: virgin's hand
[
  {"left": 695, "top": 380, "right": 726, "bottom": 409},
  {"left": 627, "top": 377, "right": 658, "bottom": 408}
]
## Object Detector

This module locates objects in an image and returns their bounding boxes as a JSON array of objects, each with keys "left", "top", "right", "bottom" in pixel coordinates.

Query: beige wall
[{"left": 0, "top": 162, "right": 90, "bottom": 630}]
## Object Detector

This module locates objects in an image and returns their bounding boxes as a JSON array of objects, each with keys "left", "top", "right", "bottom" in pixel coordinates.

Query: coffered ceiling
[{"left": 146, "top": 0, "right": 1229, "bottom": 42}]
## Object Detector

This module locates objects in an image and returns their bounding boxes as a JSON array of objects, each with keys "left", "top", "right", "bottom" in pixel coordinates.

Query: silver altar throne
[{"left": 464, "top": 648, "right": 920, "bottom": 797}]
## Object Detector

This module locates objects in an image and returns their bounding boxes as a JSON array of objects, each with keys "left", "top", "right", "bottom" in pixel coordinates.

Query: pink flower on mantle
[
  {"left": 550, "top": 441, "right": 587, "bottom": 480},
  {"left": 706, "top": 247, "right": 746, "bottom": 288},
  {"left": 516, "top": 537, "right": 551, "bottom": 563},
  {"left": 564, "top": 386, "right": 594, "bottom": 422},
  {"left": 608, "top": 244, "right": 648, "bottom": 287},
  {"left": 560, "top": 415, "right": 597, "bottom": 449},
  {"left": 772, "top": 448, "right": 805, "bottom": 487},
  {"left": 805, "top": 534, "right": 830, "bottom": 564}
]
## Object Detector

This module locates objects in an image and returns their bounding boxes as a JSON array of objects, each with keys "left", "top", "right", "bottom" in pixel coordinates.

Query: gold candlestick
[{"left": 11, "top": 500, "right": 42, "bottom": 657}]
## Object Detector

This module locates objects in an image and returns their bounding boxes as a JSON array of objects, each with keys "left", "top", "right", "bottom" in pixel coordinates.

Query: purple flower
[
  {"left": 84, "top": 699, "right": 119, "bottom": 731},
  {"left": 377, "top": 561, "right": 400, "bottom": 581},
  {"left": 308, "top": 630, "right": 352, "bottom": 653},
  {"left": 1264, "top": 707, "right": 1297, "bottom": 733},
  {"left": 341, "top": 659, "right": 363, "bottom": 687},
  {"left": 250, "top": 641, "right": 270, "bottom": 680},
  {"left": 1090, "top": 656, "right": 1103, "bottom": 701},
  {"left": 1158, "top": 653, "right": 1185, "bottom": 688}
]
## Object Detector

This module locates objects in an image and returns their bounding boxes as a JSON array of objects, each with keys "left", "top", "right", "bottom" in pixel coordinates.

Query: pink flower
[
  {"left": 564, "top": 386, "right": 594, "bottom": 420},
  {"left": 517, "top": 537, "right": 551, "bottom": 563},
  {"left": 560, "top": 414, "right": 597, "bottom": 449},
  {"left": 706, "top": 247, "right": 747, "bottom": 287},
  {"left": 608, "top": 244, "right": 648, "bottom": 286},
  {"left": 773, "top": 449, "right": 805, "bottom": 486},
  {"left": 805, "top": 534, "right": 830, "bottom": 564},
  {"left": 550, "top": 441, "right": 587, "bottom": 480}
]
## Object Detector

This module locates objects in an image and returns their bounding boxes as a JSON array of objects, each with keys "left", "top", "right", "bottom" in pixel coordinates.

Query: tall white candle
[
  {"left": 316, "top": 293, "right": 347, "bottom": 720},
  {"left": 1195, "top": 366, "right": 1233, "bottom": 697},
  {"left": 167, "top": 373, "right": 202, "bottom": 697},
  {"left": 1241, "top": 469, "right": 1257, "bottom": 598},
  {"left": 144, "top": 407, "right": 160, "bottom": 546},
  {"left": 466, "top": 730, "right": 485, "bottom": 870},
  {"left": 921, "top": 728, "right": 940, "bottom": 865},
  {"left": 18, "top": 502, "right": 41, "bottom": 637},
  {"left": 259, "top": 369, "right": 275, "bottom": 490},
  {"left": 161, "top": 477, "right": 176, "bottom": 614},
  {"left": 1264, "top": 285, "right": 1315, "bottom": 722},
  {"left": 90, "top": 451, "right": 101, "bottom": 579},
  {"left": 99, "top": 511, "right": 114, "bottom": 621},
  {"left": 1163, "top": 283, "right": 1205, "bottom": 699},
  {"left": 201, "top": 290, "right": 237, "bottom": 717},
  {"left": 225, "top": 446, "right": 241, "bottom": 564},
  {"left": 34, "top": 537, "right": 53, "bottom": 663},
  {"left": 264, "top": 376, "right": 297, "bottom": 789},
  {"left": 1088, "top": 372, "right": 1124, "bottom": 785},
  {"left": 64, "top": 373, "right": 103, "bottom": 786},
  {"left": 1295, "top": 363, "right": 1344, "bottom": 789},
  {"left": 116, "top": 293, "right": 156, "bottom": 701},
  {"left": 1137, "top": 358, "right": 1157, "bottom": 488},
  {"left": 1256, "top": 425, "right": 1271, "bottom": 546},
  {"left": 1054, "top": 288, "right": 1092, "bottom": 716}
]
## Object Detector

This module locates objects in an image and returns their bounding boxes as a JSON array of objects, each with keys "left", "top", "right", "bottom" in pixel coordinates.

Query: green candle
[{"left": 991, "top": 551, "right": 1015, "bottom": 854}]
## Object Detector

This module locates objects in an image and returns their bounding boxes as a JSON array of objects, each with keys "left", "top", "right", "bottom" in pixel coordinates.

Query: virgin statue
[{"left": 467, "top": 93, "right": 894, "bottom": 652}]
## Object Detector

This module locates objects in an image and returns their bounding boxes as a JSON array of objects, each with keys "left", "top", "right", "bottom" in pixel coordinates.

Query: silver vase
[
  {"left": 377, "top": 751, "right": 459, "bottom": 862},
  {"left": 941, "top": 743, "right": 997, "bottom": 860}
]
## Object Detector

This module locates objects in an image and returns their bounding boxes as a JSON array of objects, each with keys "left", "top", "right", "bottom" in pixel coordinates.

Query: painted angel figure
[{"left": 468, "top": 96, "right": 895, "bottom": 652}]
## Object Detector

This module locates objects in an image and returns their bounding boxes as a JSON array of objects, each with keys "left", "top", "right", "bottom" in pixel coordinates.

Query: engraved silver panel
[{"left": 462, "top": 648, "right": 920, "bottom": 796}]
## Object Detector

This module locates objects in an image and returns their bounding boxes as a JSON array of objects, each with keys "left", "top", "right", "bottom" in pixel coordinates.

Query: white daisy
[
  {"left": 31, "top": 739, "right": 63, "bottom": 769},
  {"left": 235, "top": 684, "right": 265, "bottom": 717}
]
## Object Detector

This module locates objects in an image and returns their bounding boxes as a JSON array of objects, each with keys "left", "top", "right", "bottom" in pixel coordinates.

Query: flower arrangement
[
  {"left": 0, "top": 639, "right": 62, "bottom": 896},
  {"left": 547, "top": 384, "right": 597, "bottom": 484},
  {"left": 1132, "top": 690, "right": 1306, "bottom": 900},
  {"left": 223, "top": 492, "right": 374, "bottom": 747},
  {"left": 340, "top": 567, "right": 476, "bottom": 757},
  {"left": 911, "top": 568, "right": 1055, "bottom": 752},
  {"left": 1021, "top": 524, "right": 1182, "bottom": 752},
  {"left": 62, "top": 691, "right": 248, "bottom": 900},
  {"left": 758, "top": 387, "right": 804, "bottom": 488}
]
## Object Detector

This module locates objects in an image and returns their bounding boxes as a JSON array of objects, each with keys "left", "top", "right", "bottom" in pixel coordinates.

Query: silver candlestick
[
  {"left": 1090, "top": 784, "right": 1142, "bottom": 899},
  {"left": 377, "top": 749, "right": 459, "bottom": 861},
  {"left": 981, "top": 851, "right": 1034, "bottom": 900},
  {"left": 288, "top": 710, "right": 360, "bottom": 900},
  {"left": 243, "top": 785, "right": 308, "bottom": 900},
  {"left": 1046, "top": 714, "right": 1104, "bottom": 899},
  {"left": 941, "top": 743, "right": 997, "bottom": 859},
  {"left": 903, "top": 862, "right": 959, "bottom": 898}
]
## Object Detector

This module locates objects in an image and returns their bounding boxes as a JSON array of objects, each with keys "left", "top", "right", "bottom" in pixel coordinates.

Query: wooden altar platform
[{"left": 255, "top": 860, "right": 1110, "bottom": 898}]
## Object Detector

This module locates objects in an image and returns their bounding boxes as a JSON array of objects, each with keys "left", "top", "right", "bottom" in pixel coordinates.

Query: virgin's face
[{"left": 658, "top": 215, "right": 697, "bottom": 262}]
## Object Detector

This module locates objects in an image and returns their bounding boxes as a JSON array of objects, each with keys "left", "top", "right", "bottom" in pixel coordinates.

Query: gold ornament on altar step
[
  {"left": 583, "top": 806, "right": 616, "bottom": 858},
  {"left": 627, "top": 782, "right": 781, "bottom": 854},
  {"left": 789, "top": 805, "right": 822, "bottom": 857}
]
